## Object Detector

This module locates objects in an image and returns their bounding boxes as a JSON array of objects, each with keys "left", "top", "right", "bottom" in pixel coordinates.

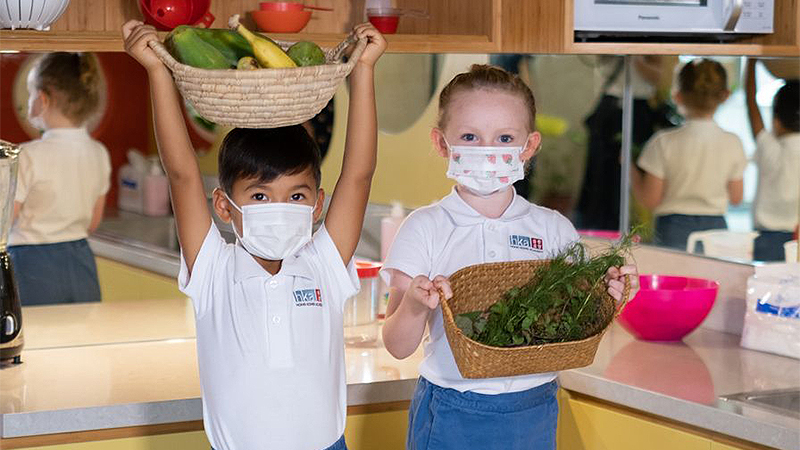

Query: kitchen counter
[{"left": 2, "top": 299, "right": 798, "bottom": 449}]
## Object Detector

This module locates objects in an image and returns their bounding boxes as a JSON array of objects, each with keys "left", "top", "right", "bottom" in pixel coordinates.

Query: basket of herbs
[{"left": 441, "top": 237, "right": 634, "bottom": 379}]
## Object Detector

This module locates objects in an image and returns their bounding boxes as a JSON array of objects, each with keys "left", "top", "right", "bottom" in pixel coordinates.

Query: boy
[
  {"left": 122, "top": 21, "right": 385, "bottom": 450},
  {"left": 745, "top": 59, "right": 800, "bottom": 261}
]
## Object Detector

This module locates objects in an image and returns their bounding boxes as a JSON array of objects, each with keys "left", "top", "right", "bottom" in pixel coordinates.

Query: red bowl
[
  {"left": 366, "top": 7, "right": 400, "bottom": 34},
  {"left": 617, "top": 275, "right": 718, "bottom": 341},
  {"left": 260, "top": 1, "right": 304, "bottom": 11},
  {"left": 251, "top": 9, "right": 311, "bottom": 33}
]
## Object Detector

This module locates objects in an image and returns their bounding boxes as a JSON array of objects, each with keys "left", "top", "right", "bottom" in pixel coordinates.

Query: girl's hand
[
  {"left": 605, "top": 265, "right": 639, "bottom": 305},
  {"left": 353, "top": 23, "right": 387, "bottom": 68},
  {"left": 406, "top": 275, "right": 452, "bottom": 311},
  {"left": 122, "top": 20, "right": 164, "bottom": 73}
]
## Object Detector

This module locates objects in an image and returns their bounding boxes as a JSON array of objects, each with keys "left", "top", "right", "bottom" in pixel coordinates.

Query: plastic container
[
  {"left": 378, "top": 202, "right": 405, "bottom": 318},
  {"left": 0, "top": 0, "right": 71, "bottom": 30},
  {"left": 344, "top": 261, "right": 382, "bottom": 346},
  {"left": 142, "top": 156, "right": 170, "bottom": 217},
  {"left": 686, "top": 230, "right": 759, "bottom": 261},
  {"left": 366, "top": 7, "right": 400, "bottom": 34},
  {"left": 617, "top": 275, "right": 719, "bottom": 341},
  {"left": 259, "top": 1, "right": 304, "bottom": 11},
  {"left": 117, "top": 150, "right": 147, "bottom": 214},
  {"left": 139, "top": 0, "right": 214, "bottom": 31}
]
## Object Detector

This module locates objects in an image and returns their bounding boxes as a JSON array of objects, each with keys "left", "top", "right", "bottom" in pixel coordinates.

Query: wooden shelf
[{"left": 0, "top": 30, "right": 496, "bottom": 53}]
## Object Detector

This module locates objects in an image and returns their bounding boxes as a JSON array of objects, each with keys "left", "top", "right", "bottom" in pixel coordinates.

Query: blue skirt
[
  {"left": 654, "top": 214, "right": 727, "bottom": 252},
  {"left": 407, "top": 377, "right": 558, "bottom": 450},
  {"left": 8, "top": 239, "right": 101, "bottom": 306}
]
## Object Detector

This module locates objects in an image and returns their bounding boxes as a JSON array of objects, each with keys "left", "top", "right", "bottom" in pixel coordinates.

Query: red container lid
[{"left": 355, "top": 260, "right": 382, "bottom": 278}]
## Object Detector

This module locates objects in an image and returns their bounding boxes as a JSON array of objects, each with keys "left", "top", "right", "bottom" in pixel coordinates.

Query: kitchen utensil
[
  {"left": 344, "top": 261, "right": 382, "bottom": 346},
  {"left": 0, "top": 0, "right": 71, "bottom": 30},
  {"left": 366, "top": 7, "right": 428, "bottom": 34},
  {"left": 0, "top": 140, "right": 23, "bottom": 365},
  {"left": 686, "top": 229, "right": 759, "bottom": 261},
  {"left": 139, "top": 0, "right": 213, "bottom": 31},
  {"left": 617, "top": 275, "right": 718, "bottom": 342},
  {"left": 259, "top": 2, "right": 333, "bottom": 12},
  {"left": 251, "top": 9, "right": 312, "bottom": 33}
]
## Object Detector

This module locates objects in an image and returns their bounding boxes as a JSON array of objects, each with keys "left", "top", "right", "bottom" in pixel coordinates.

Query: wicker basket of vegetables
[
  {"left": 148, "top": 15, "right": 365, "bottom": 128},
  {"left": 441, "top": 240, "right": 632, "bottom": 379}
]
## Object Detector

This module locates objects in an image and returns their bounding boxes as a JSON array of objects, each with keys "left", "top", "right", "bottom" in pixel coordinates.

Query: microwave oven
[{"left": 575, "top": 0, "right": 774, "bottom": 38}]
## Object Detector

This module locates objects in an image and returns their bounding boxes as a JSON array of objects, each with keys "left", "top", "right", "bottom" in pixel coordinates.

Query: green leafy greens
[{"left": 455, "top": 233, "right": 636, "bottom": 347}]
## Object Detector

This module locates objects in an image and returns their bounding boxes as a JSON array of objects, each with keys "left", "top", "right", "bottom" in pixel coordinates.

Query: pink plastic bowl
[{"left": 617, "top": 275, "right": 718, "bottom": 341}]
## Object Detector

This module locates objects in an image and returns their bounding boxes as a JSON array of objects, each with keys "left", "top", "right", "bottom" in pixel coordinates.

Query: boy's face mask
[
  {"left": 445, "top": 140, "right": 526, "bottom": 196},
  {"left": 225, "top": 193, "right": 313, "bottom": 261}
]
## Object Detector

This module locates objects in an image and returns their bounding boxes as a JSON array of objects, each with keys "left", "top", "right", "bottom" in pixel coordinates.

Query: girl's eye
[
  {"left": 499, "top": 135, "right": 514, "bottom": 144},
  {"left": 460, "top": 133, "right": 477, "bottom": 142},
  {"left": 252, "top": 193, "right": 267, "bottom": 201},
  {"left": 291, "top": 193, "right": 305, "bottom": 201}
]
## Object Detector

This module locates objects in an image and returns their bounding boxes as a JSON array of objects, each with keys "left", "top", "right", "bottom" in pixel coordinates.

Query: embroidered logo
[
  {"left": 509, "top": 235, "right": 544, "bottom": 252},
  {"left": 293, "top": 289, "right": 322, "bottom": 307}
]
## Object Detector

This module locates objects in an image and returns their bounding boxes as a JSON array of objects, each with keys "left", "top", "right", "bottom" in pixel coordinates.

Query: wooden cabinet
[
  {"left": 557, "top": 390, "right": 779, "bottom": 450},
  {"left": 1, "top": 0, "right": 797, "bottom": 55}
]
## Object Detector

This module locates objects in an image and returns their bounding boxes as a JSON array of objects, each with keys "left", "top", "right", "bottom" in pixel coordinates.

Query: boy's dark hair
[
  {"left": 774, "top": 80, "right": 800, "bottom": 133},
  {"left": 218, "top": 126, "right": 322, "bottom": 194}
]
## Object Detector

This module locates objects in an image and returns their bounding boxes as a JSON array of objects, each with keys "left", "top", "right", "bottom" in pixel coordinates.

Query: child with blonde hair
[
  {"left": 381, "top": 64, "right": 638, "bottom": 450},
  {"left": 10, "top": 52, "right": 110, "bottom": 305},
  {"left": 632, "top": 58, "right": 746, "bottom": 251}
]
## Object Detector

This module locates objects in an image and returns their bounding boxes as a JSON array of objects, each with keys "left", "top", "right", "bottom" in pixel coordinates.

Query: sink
[{"left": 721, "top": 388, "right": 800, "bottom": 418}]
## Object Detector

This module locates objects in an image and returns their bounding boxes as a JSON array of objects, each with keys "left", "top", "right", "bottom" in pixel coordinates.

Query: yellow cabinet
[{"left": 96, "top": 257, "right": 184, "bottom": 302}]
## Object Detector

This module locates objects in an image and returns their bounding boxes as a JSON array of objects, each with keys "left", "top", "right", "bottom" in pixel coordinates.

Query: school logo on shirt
[
  {"left": 509, "top": 234, "right": 544, "bottom": 252},
  {"left": 293, "top": 289, "right": 322, "bottom": 307}
]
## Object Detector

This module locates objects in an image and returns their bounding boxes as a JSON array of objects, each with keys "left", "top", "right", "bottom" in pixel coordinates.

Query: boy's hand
[
  {"left": 122, "top": 20, "right": 164, "bottom": 73},
  {"left": 353, "top": 23, "right": 387, "bottom": 69},
  {"left": 605, "top": 265, "right": 639, "bottom": 305},
  {"left": 406, "top": 275, "right": 452, "bottom": 311}
]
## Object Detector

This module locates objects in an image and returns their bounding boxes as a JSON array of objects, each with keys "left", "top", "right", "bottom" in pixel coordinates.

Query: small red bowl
[
  {"left": 259, "top": 1, "right": 304, "bottom": 11},
  {"left": 617, "top": 275, "right": 718, "bottom": 341},
  {"left": 251, "top": 9, "right": 311, "bottom": 33}
]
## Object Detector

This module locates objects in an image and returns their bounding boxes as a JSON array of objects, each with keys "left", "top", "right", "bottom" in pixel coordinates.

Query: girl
[
  {"left": 381, "top": 64, "right": 638, "bottom": 450},
  {"left": 10, "top": 52, "right": 111, "bottom": 305},
  {"left": 631, "top": 58, "right": 746, "bottom": 251}
]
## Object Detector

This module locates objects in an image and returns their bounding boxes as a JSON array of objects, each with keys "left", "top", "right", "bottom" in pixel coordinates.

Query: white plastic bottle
[{"left": 378, "top": 202, "right": 405, "bottom": 318}]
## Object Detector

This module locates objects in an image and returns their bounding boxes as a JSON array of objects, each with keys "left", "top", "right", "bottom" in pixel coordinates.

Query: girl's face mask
[
  {"left": 225, "top": 193, "right": 314, "bottom": 261},
  {"left": 445, "top": 140, "right": 526, "bottom": 196}
]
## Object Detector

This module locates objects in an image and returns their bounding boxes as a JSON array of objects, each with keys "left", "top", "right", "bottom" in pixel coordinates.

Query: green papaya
[
  {"left": 164, "top": 26, "right": 231, "bottom": 70},
  {"left": 194, "top": 28, "right": 254, "bottom": 66},
  {"left": 286, "top": 41, "right": 326, "bottom": 67}
]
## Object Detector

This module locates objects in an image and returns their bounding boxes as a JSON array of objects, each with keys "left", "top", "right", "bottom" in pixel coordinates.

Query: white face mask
[
  {"left": 225, "top": 193, "right": 314, "bottom": 261},
  {"left": 445, "top": 140, "right": 526, "bottom": 196}
]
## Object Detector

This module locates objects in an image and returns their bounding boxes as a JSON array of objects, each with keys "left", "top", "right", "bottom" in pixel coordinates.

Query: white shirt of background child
[
  {"left": 180, "top": 223, "right": 359, "bottom": 450},
  {"left": 637, "top": 119, "right": 747, "bottom": 217},
  {"left": 381, "top": 188, "right": 580, "bottom": 395},
  {"left": 11, "top": 128, "right": 111, "bottom": 246},
  {"left": 753, "top": 130, "right": 800, "bottom": 232}
]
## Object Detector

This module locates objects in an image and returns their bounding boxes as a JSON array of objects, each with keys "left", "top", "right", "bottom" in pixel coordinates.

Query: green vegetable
[
  {"left": 286, "top": 41, "right": 326, "bottom": 67},
  {"left": 456, "top": 231, "right": 637, "bottom": 347}
]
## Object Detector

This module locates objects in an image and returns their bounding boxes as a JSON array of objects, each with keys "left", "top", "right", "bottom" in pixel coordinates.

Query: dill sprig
[{"left": 455, "top": 231, "right": 637, "bottom": 347}]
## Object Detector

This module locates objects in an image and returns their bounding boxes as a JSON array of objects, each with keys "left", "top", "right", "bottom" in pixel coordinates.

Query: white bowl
[{"left": 0, "top": 0, "right": 71, "bottom": 30}]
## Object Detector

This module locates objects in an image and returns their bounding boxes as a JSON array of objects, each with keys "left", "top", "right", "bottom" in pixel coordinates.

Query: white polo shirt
[
  {"left": 11, "top": 127, "right": 111, "bottom": 246},
  {"left": 637, "top": 119, "right": 747, "bottom": 217},
  {"left": 180, "top": 223, "right": 359, "bottom": 450},
  {"left": 381, "top": 188, "right": 580, "bottom": 395},
  {"left": 753, "top": 130, "right": 800, "bottom": 232}
]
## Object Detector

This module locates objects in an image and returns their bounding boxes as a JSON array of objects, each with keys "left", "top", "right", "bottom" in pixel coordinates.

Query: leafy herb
[{"left": 456, "top": 232, "right": 636, "bottom": 347}]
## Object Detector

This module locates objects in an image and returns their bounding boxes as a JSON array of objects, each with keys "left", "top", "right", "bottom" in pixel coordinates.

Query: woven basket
[
  {"left": 440, "top": 260, "right": 630, "bottom": 379},
  {"left": 149, "top": 35, "right": 366, "bottom": 128}
]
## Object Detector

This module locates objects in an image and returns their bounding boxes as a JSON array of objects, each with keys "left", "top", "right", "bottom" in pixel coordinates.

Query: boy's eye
[
  {"left": 252, "top": 193, "right": 268, "bottom": 201},
  {"left": 498, "top": 135, "right": 514, "bottom": 144},
  {"left": 290, "top": 193, "right": 306, "bottom": 201},
  {"left": 460, "top": 133, "right": 477, "bottom": 142}
]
